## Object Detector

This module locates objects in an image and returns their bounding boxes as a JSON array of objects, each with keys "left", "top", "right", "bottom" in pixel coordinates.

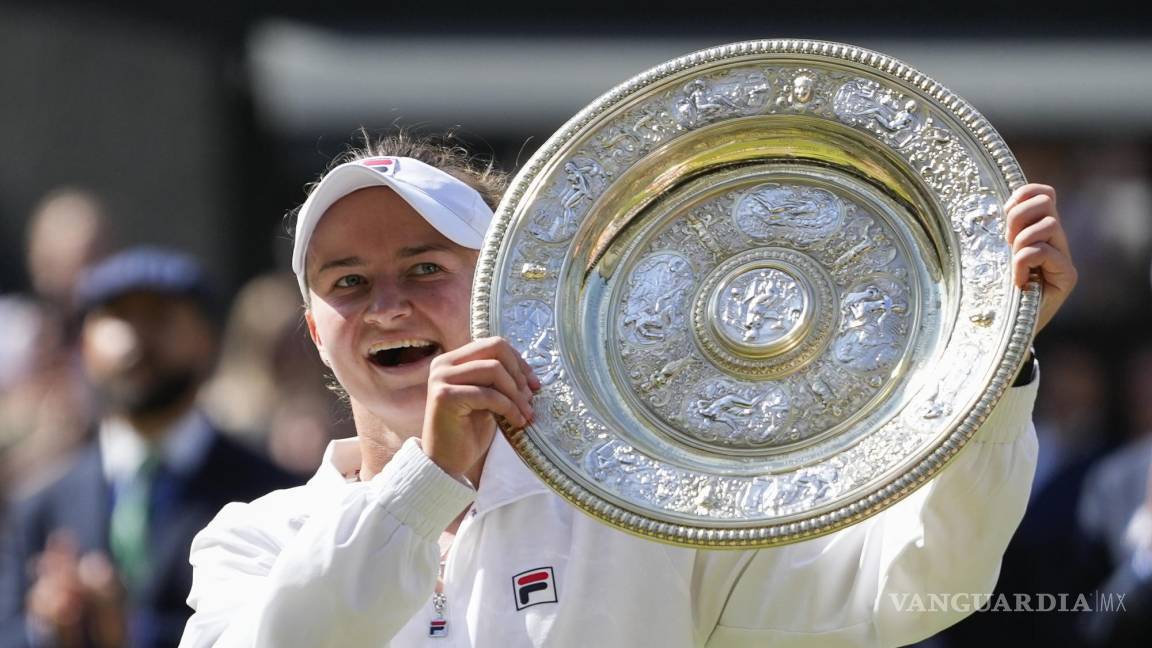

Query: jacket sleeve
[
  {"left": 697, "top": 379, "right": 1039, "bottom": 648},
  {"left": 178, "top": 438, "right": 475, "bottom": 648}
]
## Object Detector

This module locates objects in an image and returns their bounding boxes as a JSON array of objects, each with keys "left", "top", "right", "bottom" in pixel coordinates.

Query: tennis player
[{"left": 179, "top": 135, "right": 1075, "bottom": 647}]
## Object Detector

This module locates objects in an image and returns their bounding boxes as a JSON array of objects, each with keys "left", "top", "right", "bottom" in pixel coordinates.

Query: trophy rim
[{"left": 472, "top": 38, "right": 1040, "bottom": 548}]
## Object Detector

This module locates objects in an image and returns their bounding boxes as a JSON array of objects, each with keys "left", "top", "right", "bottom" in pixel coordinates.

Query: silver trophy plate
[{"left": 472, "top": 39, "right": 1039, "bottom": 548}]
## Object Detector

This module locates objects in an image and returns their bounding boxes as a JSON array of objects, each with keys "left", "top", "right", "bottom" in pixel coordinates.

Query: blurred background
[{"left": 1, "top": 0, "right": 1151, "bottom": 645}]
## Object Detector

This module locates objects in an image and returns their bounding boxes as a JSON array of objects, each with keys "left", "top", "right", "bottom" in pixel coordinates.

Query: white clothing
[{"left": 179, "top": 381, "right": 1038, "bottom": 648}]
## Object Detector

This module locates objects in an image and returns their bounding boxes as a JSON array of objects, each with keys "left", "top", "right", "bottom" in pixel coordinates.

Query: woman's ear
[{"left": 304, "top": 310, "right": 332, "bottom": 367}]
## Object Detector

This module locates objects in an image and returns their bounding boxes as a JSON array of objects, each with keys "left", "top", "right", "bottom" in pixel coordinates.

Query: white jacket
[{"left": 179, "top": 381, "right": 1037, "bottom": 648}]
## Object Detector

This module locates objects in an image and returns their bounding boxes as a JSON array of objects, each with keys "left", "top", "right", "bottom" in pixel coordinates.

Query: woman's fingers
[
  {"left": 441, "top": 337, "right": 536, "bottom": 400},
  {"left": 436, "top": 358, "right": 534, "bottom": 423},
  {"left": 1007, "top": 191, "right": 1067, "bottom": 256},
  {"left": 432, "top": 383, "right": 527, "bottom": 428}
]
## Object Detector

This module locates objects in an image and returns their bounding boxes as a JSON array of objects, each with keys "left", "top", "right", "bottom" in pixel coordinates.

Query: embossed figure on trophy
[
  {"left": 681, "top": 78, "right": 737, "bottom": 115},
  {"left": 805, "top": 372, "right": 843, "bottom": 417},
  {"left": 920, "top": 380, "right": 951, "bottom": 420},
  {"left": 834, "top": 79, "right": 921, "bottom": 146},
  {"left": 623, "top": 287, "right": 680, "bottom": 343},
  {"left": 791, "top": 73, "right": 814, "bottom": 104},
  {"left": 529, "top": 204, "right": 577, "bottom": 243},
  {"left": 774, "top": 467, "right": 837, "bottom": 508},
  {"left": 525, "top": 328, "right": 562, "bottom": 386},
  {"left": 586, "top": 442, "right": 662, "bottom": 501},
  {"left": 696, "top": 391, "right": 764, "bottom": 433},
  {"left": 675, "top": 72, "right": 772, "bottom": 128},
  {"left": 955, "top": 193, "right": 1007, "bottom": 287},
  {"left": 693, "top": 479, "right": 729, "bottom": 516},
  {"left": 919, "top": 343, "right": 978, "bottom": 420},
  {"left": 958, "top": 193, "right": 1003, "bottom": 241},
  {"left": 733, "top": 185, "right": 843, "bottom": 240},
  {"left": 684, "top": 210, "right": 725, "bottom": 259},
  {"left": 640, "top": 357, "right": 694, "bottom": 404},
  {"left": 833, "top": 282, "right": 908, "bottom": 373},
  {"left": 958, "top": 192, "right": 1004, "bottom": 260},
  {"left": 561, "top": 158, "right": 604, "bottom": 219},
  {"left": 738, "top": 271, "right": 802, "bottom": 342},
  {"left": 508, "top": 300, "right": 562, "bottom": 385},
  {"left": 621, "top": 254, "right": 694, "bottom": 344},
  {"left": 530, "top": 158, "right": 605, "bottom": 242},
  {"left": 739, "top": 478, "right": 772, "bottom": 515},
  {"left": 778, "top": 72, "right": 819, "bottom": 109},
  {"left": 748, "top": 386, "right": 791, "bottom": 444},
  {"left": 845, "top": 285, "right": 901, "bottom": 331},
  {"left": 688, "top": 380, "right": 792, "bottom": 445},
  {"left": 830, "top": 215, "right": 899, "bottom": 275}
]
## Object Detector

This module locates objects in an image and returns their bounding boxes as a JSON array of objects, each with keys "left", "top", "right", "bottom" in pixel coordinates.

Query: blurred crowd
[
  {"left": 1, "top": 137, "right": 1151, "bottom": 647},
  {"left": 0, "top": 188, "right": 351, "bottom": 647},
  {"left": 0, "top": 189, "right": 352, "bottom": 498}
]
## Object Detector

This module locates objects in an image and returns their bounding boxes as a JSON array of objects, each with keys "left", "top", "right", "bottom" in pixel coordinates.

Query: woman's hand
[
  {"left": 422, "top": 336, "right": 540, "bottom": 479},
  {"left": 1005, "top": 183, "right": 1078, "bottom": 335}
]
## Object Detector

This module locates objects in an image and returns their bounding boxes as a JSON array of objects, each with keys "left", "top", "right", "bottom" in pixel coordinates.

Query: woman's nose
[{"left": 364, "top": 283, "right": 412, "bottom": 324}]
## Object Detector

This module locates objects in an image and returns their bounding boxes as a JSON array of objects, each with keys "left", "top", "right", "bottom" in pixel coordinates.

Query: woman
[{"left": 180, "top": 135, "right": 1076, "bottom": 647}]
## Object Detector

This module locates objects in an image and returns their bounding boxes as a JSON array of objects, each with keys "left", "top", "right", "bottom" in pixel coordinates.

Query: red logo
[
  {"left": 361, "top": 157, "right": 395, "bottom": 174},
  {"left": 513, "top": 567, "right": 558, "bottom": 610}
]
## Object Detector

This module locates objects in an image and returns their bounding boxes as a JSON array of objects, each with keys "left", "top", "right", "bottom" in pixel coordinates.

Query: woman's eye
[
  {"left": 334, "top": 275, "right": 365, "bottom": 288},
  {"left": 412, "top": 262, "right": 442, "bottom": 276}
]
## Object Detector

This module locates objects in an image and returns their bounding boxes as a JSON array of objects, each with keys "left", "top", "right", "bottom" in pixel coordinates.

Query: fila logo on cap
[
  {"left": 361, "top": 157, "right": 396, "bottom": 175},
  {"left": 512, "top": 567, "right": 558, "bottom": 611}
]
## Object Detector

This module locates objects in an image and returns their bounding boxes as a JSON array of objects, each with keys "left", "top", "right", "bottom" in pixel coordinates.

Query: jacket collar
[{"left": 473, "top": 431, "right": 551, "bottom": 515}]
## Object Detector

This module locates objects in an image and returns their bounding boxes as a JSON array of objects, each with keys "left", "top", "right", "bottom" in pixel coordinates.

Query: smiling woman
[
  {"left": 302, "top": 184, "right": 485, "bottom": 449},
  {"left": 178, "top": 127, "right": 1072, "bottom": 648}
]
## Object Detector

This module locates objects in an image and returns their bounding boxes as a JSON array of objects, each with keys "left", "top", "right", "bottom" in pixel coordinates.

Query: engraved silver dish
[{"left": 472, "top": 39, "right": 1039, "bottom": 548}]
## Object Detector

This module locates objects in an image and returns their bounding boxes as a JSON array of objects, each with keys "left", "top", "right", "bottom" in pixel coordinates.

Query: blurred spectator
[
  {"left": 0, "top": 296, "right": 91, "bottom": 496},
  {"left": 200, "top": 273, "right": 352, "bottom": 476},
  {"left": 1027, "top": 144, "right": 1152, "bottom": 330},
  {"left": 1123, "top": 345, "right": 1152, "bottom": 442},
  {"left": 264, "top": 319, "right": 355, "bottom": 476},
  {"left": 266, "top": 390, "right": 345, "bottom": 476},
  {"left": 1, "top": 187, "right": 112, "bottom": 495},
  {"left": 1032, "top": 343, "right": 1110, "bottom": 494},
  {"left": 0, "top": 247, "right": 298, "bottom": 648},
  {"left": 199, "top": 273, "right": 302, "bottom": 441},
  {"left": 25, "top": 188, "right": 111, "bottom": 312},
  {"left": 1077, "top": 347, "right": 1152, "bottom": 646}
]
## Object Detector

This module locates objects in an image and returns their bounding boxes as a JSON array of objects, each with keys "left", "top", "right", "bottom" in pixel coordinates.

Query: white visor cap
[{"left": 291, "top": 156, "right": 494, "bottom": 298}]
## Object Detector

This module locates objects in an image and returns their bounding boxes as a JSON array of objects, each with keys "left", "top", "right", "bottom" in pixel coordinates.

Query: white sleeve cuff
[
  {"left": 367, "top": 437, "right": 476, "bottom": 540},
  {"left": 971, "top": 375, "right": 1039, "bottom": 444}
]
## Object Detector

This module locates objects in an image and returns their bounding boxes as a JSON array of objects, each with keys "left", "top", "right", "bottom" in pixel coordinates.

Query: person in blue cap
[{"left": 0, "top": 247, "right": 298, "bottom": 648}]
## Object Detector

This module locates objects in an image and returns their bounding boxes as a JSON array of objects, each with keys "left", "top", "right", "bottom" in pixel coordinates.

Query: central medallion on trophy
[
  {"left": 691, "top": 247, "right": 837, "bottom": 380},
  {"left": 709, "top": 264, "right": 811, "bottom": 357}
]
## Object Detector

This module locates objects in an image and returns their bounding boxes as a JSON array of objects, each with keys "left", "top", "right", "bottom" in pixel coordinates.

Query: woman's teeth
[{"left": 369, "top": 340, "right": 439, "bottom": 367}]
